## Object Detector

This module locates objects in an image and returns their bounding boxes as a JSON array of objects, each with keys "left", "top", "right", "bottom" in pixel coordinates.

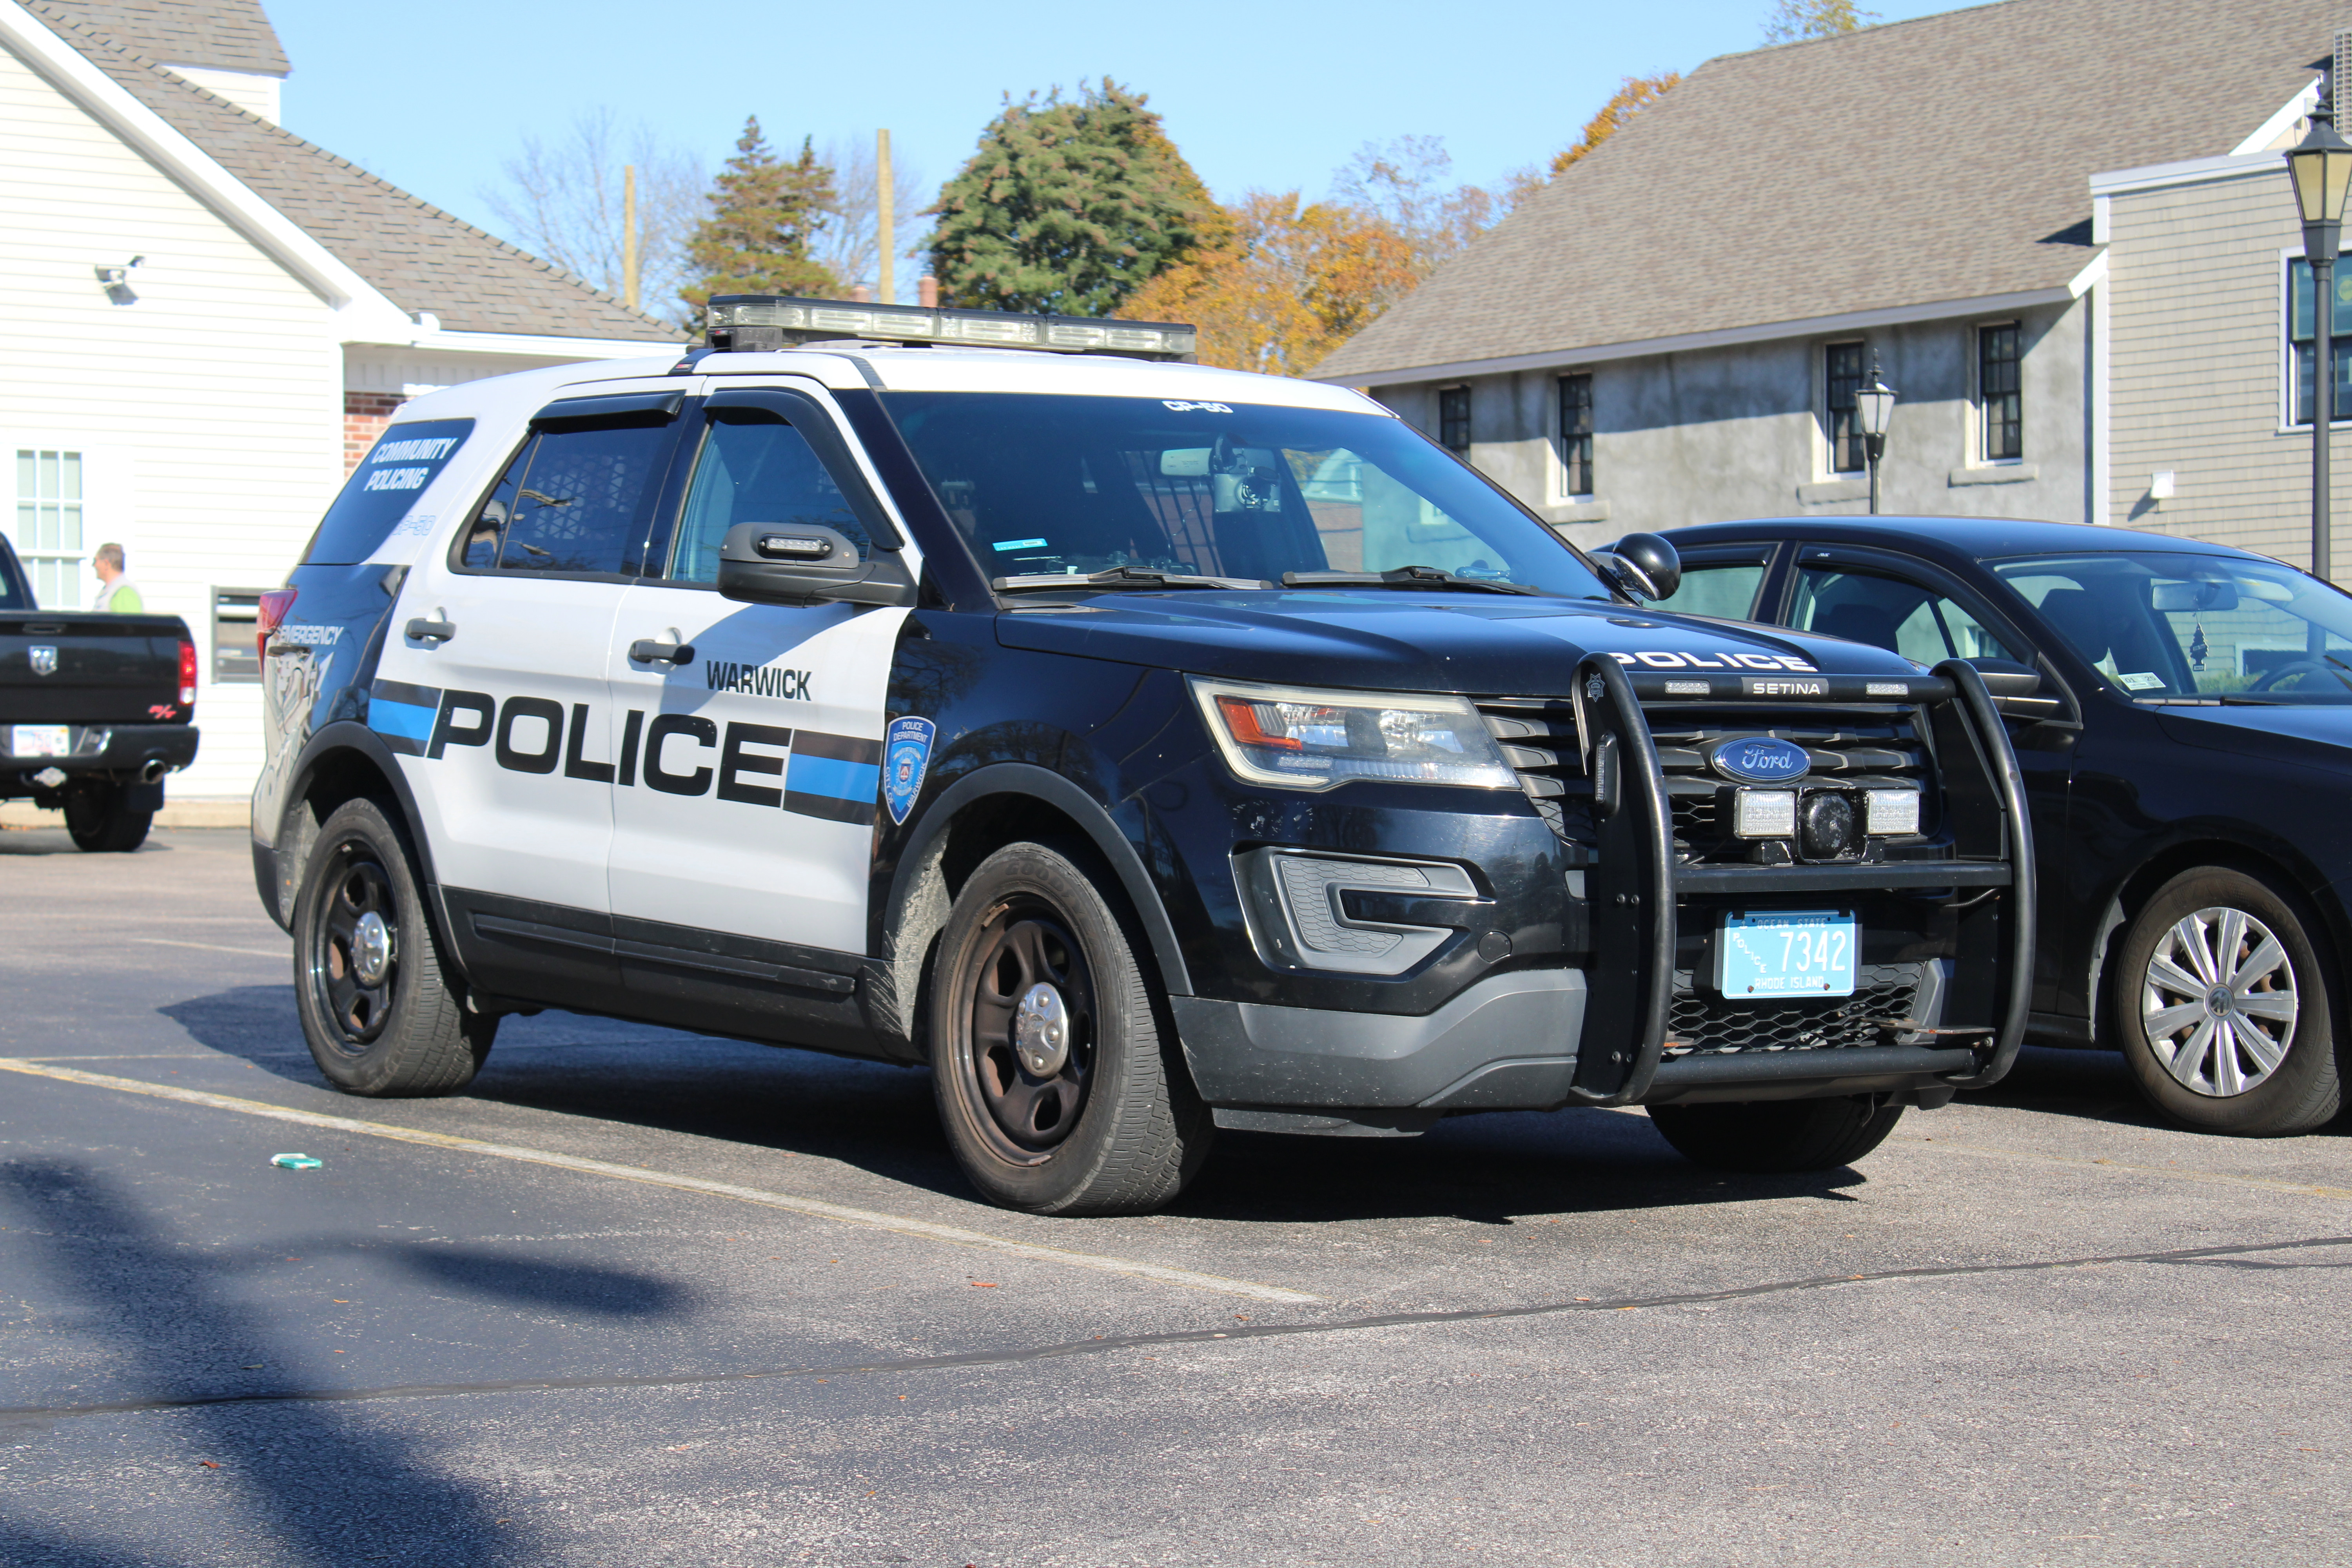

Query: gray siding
[
  {"left": 1375, "top": 298, "right": 2088, "bottom": 546},
  {"left": 2106, "top": 165, "right": 2323, "bottom": 567}
]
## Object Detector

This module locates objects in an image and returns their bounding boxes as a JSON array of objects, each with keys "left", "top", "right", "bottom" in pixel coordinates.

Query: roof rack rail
[{"left": 703, "top": 295, "right": 1197, "bottom": 362}]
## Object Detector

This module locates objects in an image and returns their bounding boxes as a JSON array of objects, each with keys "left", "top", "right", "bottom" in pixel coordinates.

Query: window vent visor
[{"left": 530, "top": 390, "right": 686, "bottom": 429}]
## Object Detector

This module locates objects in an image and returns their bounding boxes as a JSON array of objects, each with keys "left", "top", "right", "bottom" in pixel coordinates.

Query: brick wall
[{"left": 342, "top": 390, "right": 406, "bottom": 473}]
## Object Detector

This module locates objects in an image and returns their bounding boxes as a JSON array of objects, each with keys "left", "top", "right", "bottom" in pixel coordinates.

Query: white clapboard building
[{"left": 0, "top": 0, "right": 679, "bottom": 801}]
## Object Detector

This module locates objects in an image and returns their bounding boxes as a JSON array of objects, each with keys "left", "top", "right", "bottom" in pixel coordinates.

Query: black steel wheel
[
  {"left": 64, "top": 781, "right": 152, "bottom": 852},
  {"left": 2112, "top": 866, "right": 2340, "bottom": 1136},
  {"left": 292, "top": 797, "right": 493, "bottom": 1097},
  {"left": 931, "top": 841, "right": 1211, "bottom": 1215},
  {"left": 1647, "top": 1094, "right": 1904, "bottom": 1173}
]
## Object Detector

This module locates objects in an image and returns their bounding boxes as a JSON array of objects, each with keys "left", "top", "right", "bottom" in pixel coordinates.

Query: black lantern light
[
  {"left": 1855, "top": 354, "right": 1896, "bottom": 515},
  {"left": 2287, "top": 73, "right": 2352, "bottom": 580}
]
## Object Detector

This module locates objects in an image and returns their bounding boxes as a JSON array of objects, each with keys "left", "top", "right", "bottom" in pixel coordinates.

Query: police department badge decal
[{"left": 882, "top": 716, "right": 935, "bottom": 825}]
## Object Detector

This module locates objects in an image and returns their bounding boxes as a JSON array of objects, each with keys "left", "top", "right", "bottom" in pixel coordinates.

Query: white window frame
[
  {"left": 2279, "top": 246, "right": 2352, "bottom": 432},
  {"left": 1553, "top": 371, "right": 1595, "bottom": 503},
  {"left": 1819, "top": 339, "right": 1868, "bottom": 479},
  {"left": 9, "top": 446, "right": 91, "bottom": 611},
  {"left": 1971, "top": 320, "right": 2026, "bottom": 466}
]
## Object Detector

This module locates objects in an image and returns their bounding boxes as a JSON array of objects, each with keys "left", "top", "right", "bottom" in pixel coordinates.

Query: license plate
[
  {"left": 9, "top": 725, "right": 69, "bottom": 758},
  {"left": 1718, "top": 909, "right": 1856, "bottom": 998}
]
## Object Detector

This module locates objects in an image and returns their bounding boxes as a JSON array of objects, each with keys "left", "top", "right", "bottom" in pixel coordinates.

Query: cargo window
[
  {"left": 667, "top": 414, "right": 868, "bottom": 584},
  {"left": 303, "top": 420, "right": 473, "bottom": 566},
  {"left": 460, "top": 420, "right": 674, "bottom": 578}
]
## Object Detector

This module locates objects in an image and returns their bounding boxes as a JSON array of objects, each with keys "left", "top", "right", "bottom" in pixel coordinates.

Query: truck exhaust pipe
[{"left": 139, "top": 759, "right": 167, "bottom": 784}]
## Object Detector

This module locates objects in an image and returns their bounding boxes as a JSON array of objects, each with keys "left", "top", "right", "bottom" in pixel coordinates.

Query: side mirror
[
  {"left": 1964, "top": 656, "right": 2063, "bottom": 720},
  {"left": 716, "top": 523, "right": 916, "bottom": 608},
  {"left": 1592, "top": 532, "right": 1681, "bottom": 602}
]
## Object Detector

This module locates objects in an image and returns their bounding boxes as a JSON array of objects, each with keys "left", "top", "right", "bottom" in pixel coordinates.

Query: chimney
[{"left": 918, "top": 275, "right": 939, "bottom": 309}]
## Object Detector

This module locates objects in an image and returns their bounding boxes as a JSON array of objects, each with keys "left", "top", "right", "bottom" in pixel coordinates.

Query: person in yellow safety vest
[{"left": 90, "top": 542, "right": 144, "bottom": 613}]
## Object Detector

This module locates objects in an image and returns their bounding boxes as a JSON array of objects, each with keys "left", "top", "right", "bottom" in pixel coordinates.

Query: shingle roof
[
  {"left": 23, "top": 2, "right": 677, "bottom": 343},
  {"left": 37, "top": 0, "right": 285, "bottom": 75},
  {"left": 1315, "top": 0, "right": 2326, "bottom": 383}
]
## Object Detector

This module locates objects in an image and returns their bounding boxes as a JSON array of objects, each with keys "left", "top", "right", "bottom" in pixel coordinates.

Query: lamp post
[
  {"left": 1856, "top": 354, "right": 1897, "bottom": 515},
  {"left": 2287, "top": 75, "right": 2352, "bottom": 581}
]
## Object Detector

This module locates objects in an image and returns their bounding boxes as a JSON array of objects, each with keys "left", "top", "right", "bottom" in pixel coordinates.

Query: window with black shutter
[
  {"left": 1438, "top": 386, "right": 1471, "bottom": 452},
  {"left": 1825, "top": 343, "right": 1865, "bottom": 474},
  {"left": 1558, "top": 373, "right": 1594, "bottom": 495},
  {"left": 1978, "top": 324, "right": 2022, "bottom": 461}
]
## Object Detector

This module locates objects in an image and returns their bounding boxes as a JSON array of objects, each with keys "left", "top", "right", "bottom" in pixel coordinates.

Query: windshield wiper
[
  {"left": 1280, "top": 565, "right": 1541, "bottom": 596},
  {"left": 994, "top": 566, "right": 1269, "bottom": 593}
]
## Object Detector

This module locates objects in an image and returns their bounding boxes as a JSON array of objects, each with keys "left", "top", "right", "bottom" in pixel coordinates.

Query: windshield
[
  {"left": 880, "top": 392, "right": 1614, "bottom": 597},
  {"left": 1990, "top": 550, "right": 2352, "bottom": 701}
]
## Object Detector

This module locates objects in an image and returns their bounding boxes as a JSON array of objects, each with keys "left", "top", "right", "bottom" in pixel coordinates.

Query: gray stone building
[{"left": 1312, "top": 0, "right": 2327, "bottom": 551}]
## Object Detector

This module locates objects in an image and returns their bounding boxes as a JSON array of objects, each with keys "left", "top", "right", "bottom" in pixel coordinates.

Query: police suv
[{"left": 251, "top": 297, "right": 2034, "bottom": 1215}]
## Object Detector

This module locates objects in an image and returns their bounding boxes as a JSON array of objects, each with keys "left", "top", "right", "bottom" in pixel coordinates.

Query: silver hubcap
[
  {"left": 2141, "top": 905, "right": 2297, "bottom": 1098},
  {"left": 1013, "top": 982, "right": 1070, "bottom": 1077},
  {"left": 352, "top": 910, "right": 394, "bottom": 987}
]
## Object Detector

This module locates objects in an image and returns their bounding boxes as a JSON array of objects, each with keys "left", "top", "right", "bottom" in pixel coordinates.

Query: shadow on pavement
[
  {"left": 0, "top": 1158, "right": 534, "bottom": 1567},
  {"left": 1961, "top": 1045, "right": 2352, "bottom": 1139},
  {"left": 0, "top": 826, "right": 176, "bottom": 857},
  {"left": 160, "top": 985, "right": 1877, "bottom": 1226}
]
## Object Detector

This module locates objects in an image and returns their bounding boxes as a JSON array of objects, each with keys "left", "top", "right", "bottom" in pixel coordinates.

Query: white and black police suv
[{"left": 251, "top": 296, "right": 2035, "bottom": 1215}]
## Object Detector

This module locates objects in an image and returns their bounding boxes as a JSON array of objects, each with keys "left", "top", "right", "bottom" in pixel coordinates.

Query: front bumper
[{"left": 0, "top": 722, "right": 200, "bottom": 795}]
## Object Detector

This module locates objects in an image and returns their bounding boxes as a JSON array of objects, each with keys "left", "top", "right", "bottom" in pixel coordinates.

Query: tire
[
  {"left": 1648, "top": 1095, "right": 1905, "bottom": 1173},
  {"left": 292, "top": 797, "right": 494, "bottom": 1097},
  {"left": 64, "top": 782, "right": 152, "bottom": 852},
  {"left": 929, "top": 841, "right": 1212, "bottom": 1215},
  {"left": 2111, "top": 866, "right": 2340, "bottom": 1136}
]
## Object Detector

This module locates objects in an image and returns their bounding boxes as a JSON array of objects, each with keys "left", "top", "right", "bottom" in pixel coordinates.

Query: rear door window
[
  {"left": 1791, "top": 562, "right": 2025, "bottom": 664},
  {"left": 459, "top": 419, "right": 677, "bottom": 578},
  {"left": 302, "top": 419, "right": 474, "bottom": 565}
]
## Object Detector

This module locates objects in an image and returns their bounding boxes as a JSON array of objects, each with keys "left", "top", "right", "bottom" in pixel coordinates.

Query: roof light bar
[{"left": 704, "top": 295, "right": 1197, "bottom": 362}]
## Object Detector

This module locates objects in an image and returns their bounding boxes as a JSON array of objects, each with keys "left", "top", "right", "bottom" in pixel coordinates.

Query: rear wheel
[
  {"left": 64, "top": 781, "right": 152, "bottom": 852},
  {"left": 2112, "top": 866, "right": 2339, "bottom": 1136},
  {"left": 1647, "top": 1095, "right": 1904, "bottom": 1172},
  {"left": 292, "top": 798, "right": 494, "bottom": 1096},
  {"left": 929, "top": 841, "right": 1212, "bottom": 1215}
]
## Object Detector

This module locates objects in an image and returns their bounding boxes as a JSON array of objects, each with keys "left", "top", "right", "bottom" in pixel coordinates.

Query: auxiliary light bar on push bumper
[{"left": 702, "top": 295, "right": 1199, "bottom": 361}]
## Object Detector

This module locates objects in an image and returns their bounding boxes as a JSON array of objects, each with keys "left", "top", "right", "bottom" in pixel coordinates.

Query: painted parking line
[
  {"left": 127, "top": 937, "right": 287, "bottom": 958},
  {"left": 0, "top": 1058, "right": 1323, "bottom": 1306},
  {"left": 1898, "top": 1131, "right": 2352, "bottom": 1201}
]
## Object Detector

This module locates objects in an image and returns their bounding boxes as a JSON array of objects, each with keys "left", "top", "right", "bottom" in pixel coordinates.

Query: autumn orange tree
[{"left": 1120, "top": 192, "right": 1421, "bottom": 376}]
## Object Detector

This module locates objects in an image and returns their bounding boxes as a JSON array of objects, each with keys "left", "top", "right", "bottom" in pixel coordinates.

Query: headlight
[
  {"left": 1732, "top": 788, "right": 1797, "bottom": 838},
  {"left": 1190, "top": 678, "right": 1515, "bottom": 791}
]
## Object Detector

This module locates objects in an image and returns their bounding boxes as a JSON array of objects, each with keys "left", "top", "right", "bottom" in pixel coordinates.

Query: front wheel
[
  {"left": 64, "top": 781, "right": 152, "bottom": 852},
  {"left": 929, "top": 841, "right": 1212, "bottom": 1215},
  {"left": 2112, "top": 866, "right": 2340, "bottom": 1136},
  {"left": 1647, "top": 1095, "right": 1904, "bottom": 1172},
  {"left": 292, "top": 797, "right": 494, "bottom": 1097}
]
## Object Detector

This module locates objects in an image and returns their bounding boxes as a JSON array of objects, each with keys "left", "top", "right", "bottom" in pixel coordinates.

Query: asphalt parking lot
[{"left": 4, "top": 826, "right": 2351, "bottom": 1567}]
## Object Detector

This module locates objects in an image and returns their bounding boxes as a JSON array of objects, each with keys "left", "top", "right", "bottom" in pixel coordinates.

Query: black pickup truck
[{"left": 0, "top": 536, "right": 199, "bottom": 850}]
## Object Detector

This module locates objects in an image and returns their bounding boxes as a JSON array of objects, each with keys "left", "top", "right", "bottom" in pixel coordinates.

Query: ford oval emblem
[{"left": 1711, "top": 736, "right": 1811, "bottom": 784}]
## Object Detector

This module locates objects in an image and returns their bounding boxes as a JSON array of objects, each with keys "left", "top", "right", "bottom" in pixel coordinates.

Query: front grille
[
  {"left": 1477, "top": 698, "right": 1930, "bottom": 863},
  {"left": 1664, "top": 964, "right": 1923, "bottom": 1056}
]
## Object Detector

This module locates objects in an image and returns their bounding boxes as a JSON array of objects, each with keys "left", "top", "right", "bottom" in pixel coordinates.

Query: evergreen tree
[
  {"left": 679, "top": 117, "right": 840, "bottom": 326},
  {"left": 927, "top": 80, "right": 1211, "bottom": 317}
]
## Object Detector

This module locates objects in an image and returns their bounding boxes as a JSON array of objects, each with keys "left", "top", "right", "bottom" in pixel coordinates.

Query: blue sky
[{"left": 265, "top": 0, "right": 1962, "bottom": 248}]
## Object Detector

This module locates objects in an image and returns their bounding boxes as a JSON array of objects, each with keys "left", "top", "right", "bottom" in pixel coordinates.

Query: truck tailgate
[{"left": 0, "top": 613, "right": 188, "bottom": 723}]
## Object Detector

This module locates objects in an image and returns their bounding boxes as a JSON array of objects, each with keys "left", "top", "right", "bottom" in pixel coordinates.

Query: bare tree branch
[
  {"left": 480, "top": 107, "right": 703, "bottom": 326},
  {"left": 815, "top": 135, "right": 928, "bottom": 299}
]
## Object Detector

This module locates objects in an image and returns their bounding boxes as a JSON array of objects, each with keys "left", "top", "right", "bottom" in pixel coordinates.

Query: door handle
[
  {"left": 405, "top": 618, "right": 456, "bottom": 643},
  {"left": 628, "top": 639, "right": 695, "bottom": 666}
]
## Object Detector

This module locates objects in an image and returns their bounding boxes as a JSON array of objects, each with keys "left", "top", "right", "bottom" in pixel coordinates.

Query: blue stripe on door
[{"left": 784, "top": 752, "right": 880, "bottom": 802}]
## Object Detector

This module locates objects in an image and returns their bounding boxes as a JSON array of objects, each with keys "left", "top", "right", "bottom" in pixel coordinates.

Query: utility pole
[
  {"left": 877, "top": 129, "right": 894, "bottom": 306},
  {"left": 622, "top": 164, "right": 639, "bottom": 312}
]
